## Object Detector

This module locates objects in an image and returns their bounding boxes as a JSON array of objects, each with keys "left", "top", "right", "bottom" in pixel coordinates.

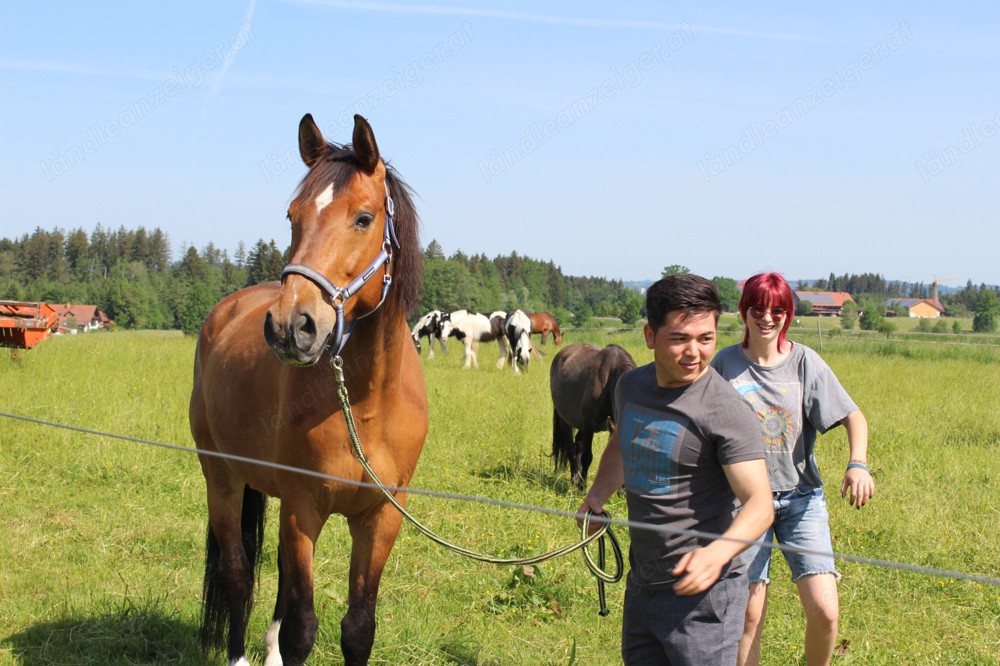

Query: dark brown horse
[
  {"left": 550, "top": 343, "right": 635, "bottom": 489},
  {"left": 189, "top": 113, "right": 426, "bottom": 666},
  {"left": 529, "top": 311, "right": 562, "bottom": 345}
]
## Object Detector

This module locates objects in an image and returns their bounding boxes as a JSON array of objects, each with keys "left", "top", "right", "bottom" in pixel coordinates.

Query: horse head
[{"left": 264, "top": 113, "right": 419, "bottom": 365}]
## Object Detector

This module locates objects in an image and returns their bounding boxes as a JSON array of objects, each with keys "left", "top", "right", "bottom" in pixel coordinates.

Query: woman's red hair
[{"left": 739, "top": 272, "right": 794, "bottom": 349}]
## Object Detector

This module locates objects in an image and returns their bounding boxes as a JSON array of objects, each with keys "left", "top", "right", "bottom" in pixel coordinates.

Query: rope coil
[{"left": 332, "top": 354, "right": 624, "bottom": 613}]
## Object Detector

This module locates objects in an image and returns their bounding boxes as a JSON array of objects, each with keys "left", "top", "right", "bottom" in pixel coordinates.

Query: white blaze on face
[
  {"left": 314, "top": 183, "right": 335, "bottom": 213},
  {"left": 229, "top": 657, "right": 251, "bottom": 666},
  {"left": 264, "top": 620, "right": 283, "bottom": 666}
]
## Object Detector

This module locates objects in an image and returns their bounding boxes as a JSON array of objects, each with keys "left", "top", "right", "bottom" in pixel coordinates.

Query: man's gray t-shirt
[
  {"left": 710, "top": 342, "right": 858, "bottom": 492},
  {"left": 614, "top": 364, "right": 764, "bottom": 589}
]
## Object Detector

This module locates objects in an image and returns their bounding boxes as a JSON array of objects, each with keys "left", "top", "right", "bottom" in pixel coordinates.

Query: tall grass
[{"left": 1, "top": 328, "right": 997, "bottom": 665}]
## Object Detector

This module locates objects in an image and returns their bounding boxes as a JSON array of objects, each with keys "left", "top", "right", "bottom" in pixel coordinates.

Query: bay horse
[
  {"left": 529, "top": 311, "right": 562, "bottom": 345},
  {"left": 410, "top": 309, "right": 446, "bottom": 358},
  {"left": 550, "top": 343, "right": 636, "bottom": 489},
  {"left": 189, "top": 113, "right": 426, "bottom": 666}
]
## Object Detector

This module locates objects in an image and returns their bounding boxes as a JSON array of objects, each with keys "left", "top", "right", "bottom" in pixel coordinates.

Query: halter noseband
[{"left": 280, "top": 181, "right": 399, "bottom": 357}]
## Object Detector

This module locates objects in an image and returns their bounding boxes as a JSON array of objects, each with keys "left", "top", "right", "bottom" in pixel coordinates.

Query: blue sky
[{"left": 2, "top": 2, "right": 999, "bottom": 287}]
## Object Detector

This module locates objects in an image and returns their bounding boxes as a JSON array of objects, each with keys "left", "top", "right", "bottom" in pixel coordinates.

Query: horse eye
[{"left": 355, "top": 213, "right": 374, "bottom": 229}]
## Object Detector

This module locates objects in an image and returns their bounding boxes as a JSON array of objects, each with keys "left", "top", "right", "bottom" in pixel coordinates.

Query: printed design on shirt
[
  {"left": 756, "top": 403, "right": 797, "bottom": 449},
  {"left": 618, "top": 402, "right": 683, "bottom": 495},
  {"left": 730, "top": 378, "right": 798, "bottom": 453}
]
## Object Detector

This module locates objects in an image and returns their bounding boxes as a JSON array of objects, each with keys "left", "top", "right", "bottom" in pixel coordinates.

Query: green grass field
[{"left": 1, "top": 326, "right": 998, "bottom": 665}]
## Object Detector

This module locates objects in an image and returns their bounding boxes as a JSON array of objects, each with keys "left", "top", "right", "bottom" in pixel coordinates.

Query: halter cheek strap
[{"left": 281, "top": 182, "right": 399, "bottom": 356}]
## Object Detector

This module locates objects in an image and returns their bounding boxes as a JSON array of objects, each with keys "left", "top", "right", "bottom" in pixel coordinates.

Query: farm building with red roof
[
  {"left": 793, "top": 291, "right": 855, "bottom": 316},
  {"left": 53, "top": 304, "right": 114, "bottom": 333}
]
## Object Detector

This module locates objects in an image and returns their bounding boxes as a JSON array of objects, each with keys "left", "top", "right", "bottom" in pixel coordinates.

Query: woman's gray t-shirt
[
  {"left": 710, "top": 342, "right": 858, "bottom": 492},
  {"left": 614, "top": 364, "right": 764, "bottom": 589}
]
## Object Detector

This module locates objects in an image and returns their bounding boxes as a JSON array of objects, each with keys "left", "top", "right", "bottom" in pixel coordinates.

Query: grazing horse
[
  {"left": 550, "top": 343, "right": 636, "bottom": 489},
  {"left": 529, "top": 311, "right": 562, "bottom": 345},
  {"left": 502, "top": 309, "right": 534, "bottom": 374},
  {"left": 439, "top": 309, "right": 510, "bottom": 369},
  {"left": 410, "top": 309, "right": 446, "bottom": 358},
  {"left": 189, "top": 113, "right": 426, "bottom": 666}
]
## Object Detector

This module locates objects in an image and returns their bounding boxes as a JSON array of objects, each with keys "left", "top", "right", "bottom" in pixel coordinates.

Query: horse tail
[
  {"left": 200, "top": 484, "right": 268, "bottom": 653},
  {"left": 552, "top": 408, "right": 573, "bottom": 471}
]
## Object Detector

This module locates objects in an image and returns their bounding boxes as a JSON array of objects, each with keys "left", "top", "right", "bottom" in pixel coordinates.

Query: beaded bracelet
[{"left": 846, "top": 462, "right": 869, "bottom": 472}]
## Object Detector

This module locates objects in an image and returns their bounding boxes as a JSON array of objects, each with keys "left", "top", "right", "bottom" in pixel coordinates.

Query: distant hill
[{"left": 628, "top": 278, "right": 979, "bottom": 295}]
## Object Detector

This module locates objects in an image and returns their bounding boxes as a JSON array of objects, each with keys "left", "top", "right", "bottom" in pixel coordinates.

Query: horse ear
[
  {"left": 298, "top": 113, "right": 328, "bottom": 168},
  {"left": 352, "top": 114, "right": 381, "bottom": 174}
]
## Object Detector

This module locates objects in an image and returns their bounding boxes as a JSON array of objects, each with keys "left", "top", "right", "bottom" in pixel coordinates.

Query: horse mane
[{"left": 293, "top": 142, "right": 423, "bottom": 322}]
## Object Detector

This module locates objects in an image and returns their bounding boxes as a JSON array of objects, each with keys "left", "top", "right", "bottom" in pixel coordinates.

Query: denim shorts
[{"left": 744, "top": 486, "right": 840, "bottom": 585}]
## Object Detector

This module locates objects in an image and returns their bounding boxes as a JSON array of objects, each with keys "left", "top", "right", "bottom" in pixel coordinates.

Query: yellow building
[{"left": 887, "top": 298, "right": 944, "bottom": 318}]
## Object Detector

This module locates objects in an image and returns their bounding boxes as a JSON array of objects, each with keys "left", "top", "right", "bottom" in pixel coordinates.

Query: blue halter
[{"left": 280, "top": 182, "right": 399, "bottom": 357}]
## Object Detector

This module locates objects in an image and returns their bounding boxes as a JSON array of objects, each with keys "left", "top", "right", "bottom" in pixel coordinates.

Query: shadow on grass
[
  {"left": 475, "top": 462, "right": 577, "bottom": 495},
  {"left": 2, "top": 597, "right": 204, "bottom": 666}
]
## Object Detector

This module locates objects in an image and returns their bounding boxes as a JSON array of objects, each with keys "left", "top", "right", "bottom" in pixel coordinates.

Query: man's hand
[
  {"left": 671, "top": 544, "right": 728, "bottom": 595},
  {"left": 576, "top": 495, "right": 607, "bottom": 535}
]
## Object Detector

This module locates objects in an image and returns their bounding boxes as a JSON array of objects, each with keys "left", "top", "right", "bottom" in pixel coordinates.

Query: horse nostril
[{"left": 293, "top": 312, "right": 317, "bottom": 349}]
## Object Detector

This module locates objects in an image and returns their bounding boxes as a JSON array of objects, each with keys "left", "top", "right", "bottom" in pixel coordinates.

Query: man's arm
[
  {"left": 671, "top": 458, "right": 773, "bottom": 595},
  {"left": 576, "top": 429, "right": 624, "bottom": 532}
]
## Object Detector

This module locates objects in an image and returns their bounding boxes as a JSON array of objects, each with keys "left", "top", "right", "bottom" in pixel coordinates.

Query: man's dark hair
[{"left": 645, "top": 274, "right": 722, "bottom": 331}]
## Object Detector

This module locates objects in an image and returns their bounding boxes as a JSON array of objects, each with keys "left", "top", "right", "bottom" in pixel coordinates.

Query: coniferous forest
[
  {"left": 3, "top": 225, "right": 998, "bottom": 334},
  {"left": 0, "top": 226, "right": 644, "bottom": 333}
]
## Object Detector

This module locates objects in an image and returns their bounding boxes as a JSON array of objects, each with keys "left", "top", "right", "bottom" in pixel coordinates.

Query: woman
[{"left": 710, "top": 272, "right": 875, "bottom": 666}]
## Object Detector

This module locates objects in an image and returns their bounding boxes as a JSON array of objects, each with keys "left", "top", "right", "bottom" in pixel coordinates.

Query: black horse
[{"left": 550, "top": 343, "right": 636, "bottom": 489}]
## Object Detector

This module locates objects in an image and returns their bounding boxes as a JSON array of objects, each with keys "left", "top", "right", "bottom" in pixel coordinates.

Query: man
[{"left": 578, "top": 274, "right": 774, "bottom": 665}]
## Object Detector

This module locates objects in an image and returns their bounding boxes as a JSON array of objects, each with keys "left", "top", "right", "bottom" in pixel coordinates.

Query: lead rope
[{"left": 331, "top": 355, "right": 624, "bottom": 614}]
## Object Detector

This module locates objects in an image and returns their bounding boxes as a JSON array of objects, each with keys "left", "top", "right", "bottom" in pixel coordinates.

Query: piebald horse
[
  {"left": 410, "top": 309, "right": 446, "bottom": 358},
  {"left": 438, "top": 309, "right": 509, "bottom": 370},
  {"left": 502, "top": 309, "right": 534, "bottom": 374},
  {"left": 190, "top": 113, "right": 426, "bottom": 666}
]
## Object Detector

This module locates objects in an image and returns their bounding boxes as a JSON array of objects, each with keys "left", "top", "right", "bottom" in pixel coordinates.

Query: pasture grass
[{"left": 1, "top": 328, "right": 998, "bottom": 665}]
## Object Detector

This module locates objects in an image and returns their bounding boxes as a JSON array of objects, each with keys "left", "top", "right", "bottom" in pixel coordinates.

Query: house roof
[
  {"left": 793, "top": 291, "right": 854, "bottom": 306},
  {"left": 887, "top": 298, "right": 944, "bottom": 312},
  {"left": 53, "top": 304, "right": 113, "bottom": 327}
]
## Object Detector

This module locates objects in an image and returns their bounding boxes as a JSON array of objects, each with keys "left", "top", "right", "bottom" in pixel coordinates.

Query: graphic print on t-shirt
[
  {"left": 618, "top": 402, "right": 683, "bottom": 495},
  {"left": 731, "top": 380, "right": 799, "bottom": 454}
]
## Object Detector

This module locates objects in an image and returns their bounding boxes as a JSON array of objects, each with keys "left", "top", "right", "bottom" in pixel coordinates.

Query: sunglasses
[{"left": 748, "top": 305, "right": 787, "bottom": 320}]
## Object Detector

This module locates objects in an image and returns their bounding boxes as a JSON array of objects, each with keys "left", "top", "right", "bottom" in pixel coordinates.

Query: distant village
[{"left": 0, "top": 301, "right": 114, "bottom": 349}]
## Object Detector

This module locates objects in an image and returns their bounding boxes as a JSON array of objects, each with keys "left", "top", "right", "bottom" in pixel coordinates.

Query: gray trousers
[{"left": 622, "top": 574, "right": 749, "bottom": 665}]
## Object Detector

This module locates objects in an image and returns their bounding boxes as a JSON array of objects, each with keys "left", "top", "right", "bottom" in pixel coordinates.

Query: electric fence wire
[{"left": 2, "top": 410, "right": 998, "bottom": 587}]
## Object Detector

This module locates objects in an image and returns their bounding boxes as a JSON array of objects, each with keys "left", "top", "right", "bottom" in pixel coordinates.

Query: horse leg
[
  {"left": 201, "top": 476, "right": 265, "bottom": 666},
  {"left": 341, "top": 500, "right": 406, "bottom": 666},
  {"left": 572, "top": 430, "right": 594, "bottom": 490},
  {"left": 578, "top": 430, "right": 596, "bottom": 489},
  {"left": 275, "top": 500, "right": 326, "bottom": 666},
  {"left": 496, "top": 337, "right": 508, "bottom": 369},
  {"left": 264, "top": 551, "right": 286, "bottom": 666},
  {"left": 469, "top": 340, "right": 479, "bottom": 369}
]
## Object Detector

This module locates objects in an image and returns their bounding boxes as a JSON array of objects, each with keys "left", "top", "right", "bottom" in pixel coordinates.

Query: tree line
[
  {"left": 3, "top": 225, "right": 998, "bottom": 335},
  {"left": 0, "top": 227, "right": 644, "bottom": 334}
]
